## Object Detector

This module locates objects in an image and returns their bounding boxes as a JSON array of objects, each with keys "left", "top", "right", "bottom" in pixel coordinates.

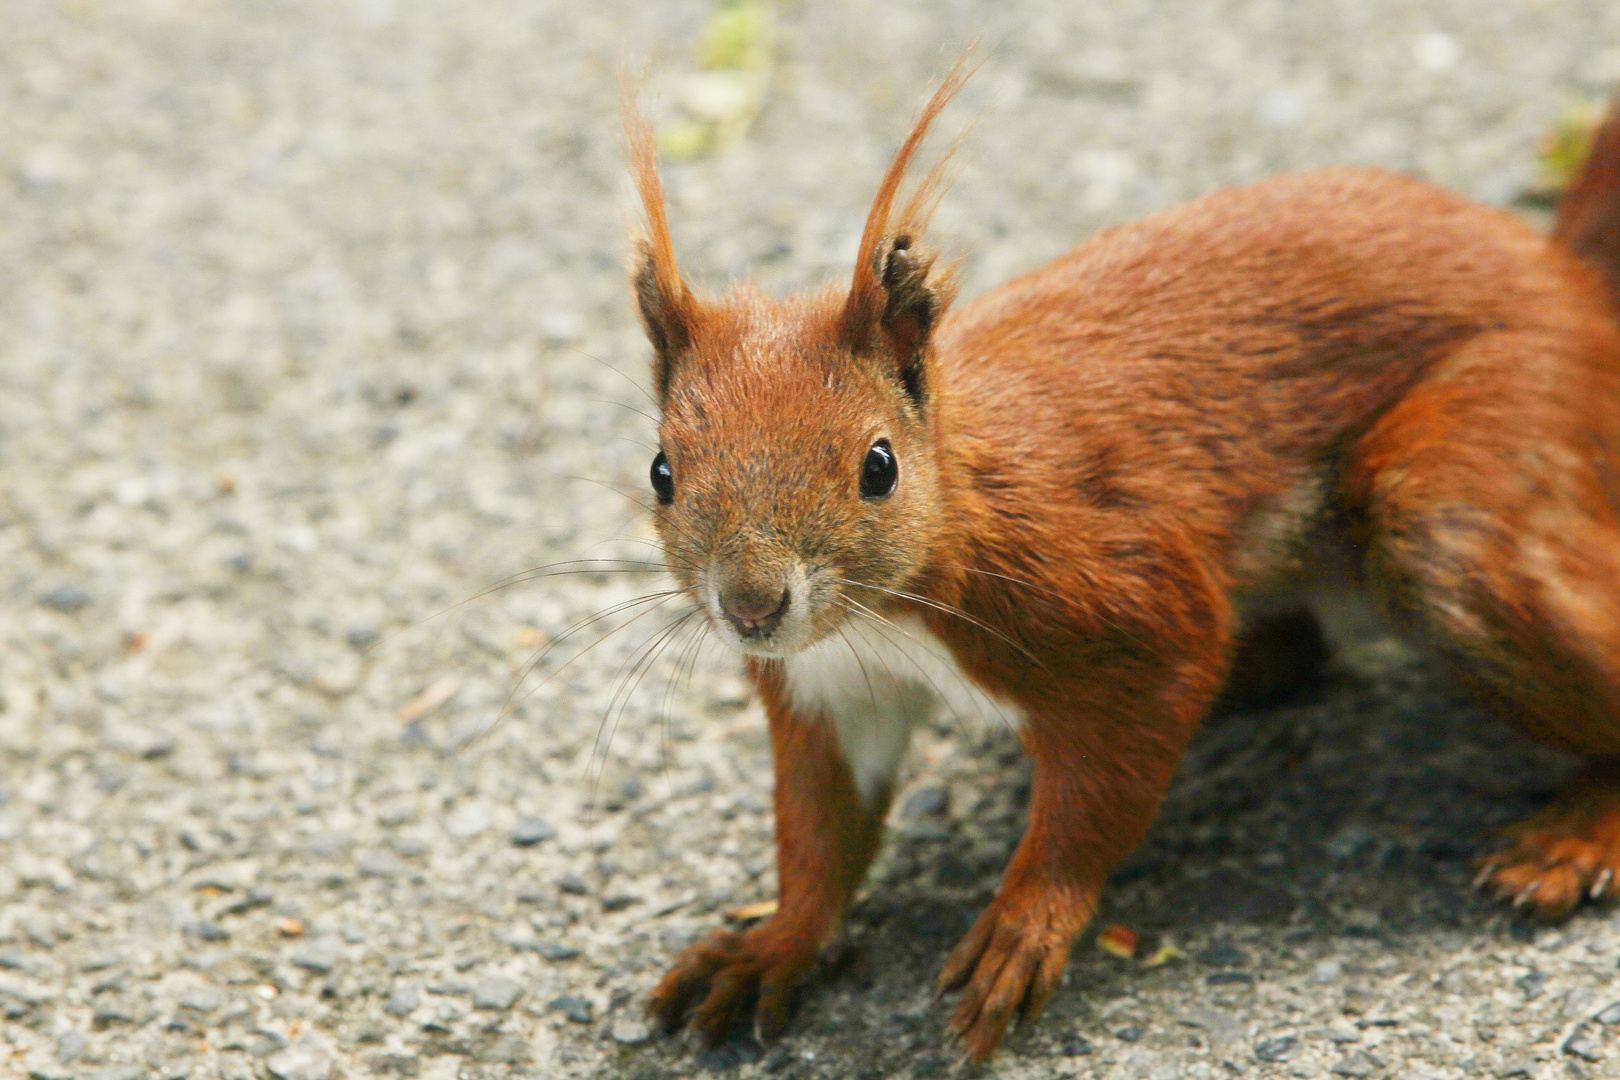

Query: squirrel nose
[{"left": 719, "top": 585, "right": 790, "bottom": 639}]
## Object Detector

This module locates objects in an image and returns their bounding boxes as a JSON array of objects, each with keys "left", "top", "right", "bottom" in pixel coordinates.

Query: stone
[
  {"left": 1256, "top": 1036, "right": 1299, "bottom": 1062},
  {"left": 611, "top": 1015, "right": 653, "bottom": 1044},
  {"left": 1330, "top": 1051, "right": 1377, "bottom": 1077},
  {"left": 511, "top": 819, "right": 557, "bottom": 846},
  {"left": 290, "top": 940, "right": 338, "bottom": 973},
  {"left": 265, "top": 1045, "right": 334, "bottom": 1080},
  {"left": 384, "top": 983, "right": 420, "bottom": 1017},
  {"left": 444, "top": 804, "right": 491, "bottom": 839},
  {"left": 1312, "top": 960, "right": 1343, "bottom": 983},
  {"left": 1197, "top": 943, "right": 1246, "bottom": 967},
  {"left": 523, "top": 941, "right": 579, "bottom": 961},
  {"left": 695, "top": 1034, "right": 764, "bottom": 1071},
  {"left": 549, "top": 995, "right": 592, "bottom": 1023},
  {"left": 901, "top": 786, "right": 949, "bottom": 819},
  {"left": 1597, "top": 1001, "right": 1620, "bottom": 1024},
  {"left": 1207, "top": 972, "right": 1255, "bottom": 986},
  {"left": 40, "top": 586, "right": 91, "bottom": 613},
  {"left": 54, "top": 1030, "right": 86, "bottom": 1064},
  {"left": 472, "top": 976, "right": 520, "bottom": 1010},
  {"left": 358, "top": 851, "right": 406, "bottom": 878},
  {"left": 1059, "top": 1034, "right": 1093, "bottom": 1056},
  {"left": 1565, "top": 1035, "right": 1602, "bottom": 1062},
  {"left": 178, "top": 985, "right": 223, "bottom": 1012}
]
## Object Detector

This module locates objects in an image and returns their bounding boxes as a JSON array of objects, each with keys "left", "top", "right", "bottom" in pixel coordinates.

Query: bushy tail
[{"left": 1554, "top": 91, "right": 1620, "bottom": 310}]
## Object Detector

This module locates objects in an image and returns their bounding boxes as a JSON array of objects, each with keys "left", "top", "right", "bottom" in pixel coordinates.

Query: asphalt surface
[{"left": 3, "top": 2, "right": 1620, "bottom": 1078}]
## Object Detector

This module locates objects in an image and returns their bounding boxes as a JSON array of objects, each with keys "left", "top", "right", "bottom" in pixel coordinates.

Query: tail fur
[{"left": 1553, "top": 91, "right": 1620, "bottom": 310}]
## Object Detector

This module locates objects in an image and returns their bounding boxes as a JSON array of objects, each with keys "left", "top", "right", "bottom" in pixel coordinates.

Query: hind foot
[{"left": 1477, "top": 762, "right": 1620, "bottom": 919}]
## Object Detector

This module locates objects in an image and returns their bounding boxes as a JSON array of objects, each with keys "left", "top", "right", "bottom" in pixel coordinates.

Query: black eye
[
  {"left": 650, "top": 451, "right": 674, "bottom": 505},
  {"left": 860, "top": 439, "right": 898, "bottom": 499}
]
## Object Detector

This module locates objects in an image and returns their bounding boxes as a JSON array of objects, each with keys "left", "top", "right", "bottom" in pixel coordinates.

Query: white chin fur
[{"left": 780, "top": 614, "right": 1026, "bottom": 803}]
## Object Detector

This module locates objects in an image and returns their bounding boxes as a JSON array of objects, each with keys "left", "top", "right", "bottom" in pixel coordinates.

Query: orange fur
[{"left": 628, "top": 72, "right": 1620, "bottom": 1060}]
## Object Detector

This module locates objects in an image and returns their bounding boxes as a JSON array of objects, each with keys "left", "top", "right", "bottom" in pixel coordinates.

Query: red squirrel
[{"left": 623, "top": 60, "right": 1620, "bottom": 1060}]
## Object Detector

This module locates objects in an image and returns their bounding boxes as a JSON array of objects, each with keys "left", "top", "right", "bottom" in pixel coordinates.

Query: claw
[
  {"left": 1473, "top": 861, "right": 1499, "bottom": 889},
  {"left": 1591, "top": 868, "right": 1613, "bottom": 900},
  {"left": 1513, "top": 881, "right": 1540, "bottom": 908}
]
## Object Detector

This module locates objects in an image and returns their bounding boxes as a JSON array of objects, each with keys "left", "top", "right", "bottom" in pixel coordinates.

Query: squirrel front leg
[
  {"left": 939, "top": 659, "right": 1221, "bottom": 1060},
  {"left": 649, "top": 669, "right": 889, "bottom": 1045}
]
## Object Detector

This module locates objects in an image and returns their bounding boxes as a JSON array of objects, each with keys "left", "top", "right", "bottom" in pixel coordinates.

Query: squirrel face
[
  {"left": 623, "top": 76, "right": 963, "bottom": 658},
  {"left": 646, "top": 286, "right": 948, "bottom": 658}
]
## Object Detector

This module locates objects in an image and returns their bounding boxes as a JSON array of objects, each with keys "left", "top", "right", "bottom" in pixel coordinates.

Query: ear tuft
[
  {"left": 622, "top": 72, "right": 695, "bottom": 399},
  {"left": 840, "top": 51, "right": 974, "bottom": 406}
]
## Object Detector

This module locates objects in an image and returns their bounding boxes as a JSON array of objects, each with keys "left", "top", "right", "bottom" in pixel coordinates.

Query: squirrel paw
[
  {"left": 1476, "top": 765, "right": 1620, "bottom": 919},
  {"left": 647, "top": 926, "right": 814, "bottom": 1046},
  {"left": 936, "top": 897, "right": 1079, "bottom": 1061}
]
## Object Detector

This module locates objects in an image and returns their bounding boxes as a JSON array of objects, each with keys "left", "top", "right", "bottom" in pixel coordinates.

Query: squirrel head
[{"left": 621, "top": 63, "right": 968, "bottom": 658}]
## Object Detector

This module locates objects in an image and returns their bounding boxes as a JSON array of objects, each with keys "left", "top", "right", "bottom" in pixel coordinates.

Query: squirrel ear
[
  {"left": 841, "top": 53, "right": 971, "bottom": 408},
  {"left": 633, "top": 242, "right": 693, "bottom": 397},
  {"left": 872, "top": 235, "right": 952, "bottom": 406}
]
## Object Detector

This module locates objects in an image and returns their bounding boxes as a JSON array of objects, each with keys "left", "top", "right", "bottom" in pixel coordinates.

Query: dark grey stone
[
  {"left": 549, "top": 995, "right": 592, "bottom": 1023},
  {"left": 1255, "top": 1036, "right": 1299, "bottom": 1062},
  {"left": 511, "top": 819, "right": 557, "bottom": 846},
  {"left": 901, "top": 786, "right": 949, "bottom": 819}
]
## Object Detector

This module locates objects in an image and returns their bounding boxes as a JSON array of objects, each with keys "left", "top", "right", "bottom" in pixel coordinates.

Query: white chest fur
[{"left": 781, "top": 614, "right": 1026, "bottom": 802}]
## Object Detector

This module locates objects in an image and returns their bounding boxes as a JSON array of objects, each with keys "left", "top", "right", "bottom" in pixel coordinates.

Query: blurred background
[{"left": 1, "top": 2, "right": 1619, "bottom": 1079}]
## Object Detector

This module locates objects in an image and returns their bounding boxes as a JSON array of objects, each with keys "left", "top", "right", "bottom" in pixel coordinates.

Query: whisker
[
  {"left": 831, "top": 576, "right": 1051, "bottom": 675},
  {"left": 587, "top": 607, "right": 702, "bottom": 817},
  {"left": 833, "top": 597, "right": 1014, "bottom": 739},
  {"left": 902, "top": 560, "right": 1166, "bottom": 661},
  {"left": 484, "top": 590, "right": 685, "bottom": 734},
  {"left": 565, "top": 343, "right": 658, "bottom": 409}
]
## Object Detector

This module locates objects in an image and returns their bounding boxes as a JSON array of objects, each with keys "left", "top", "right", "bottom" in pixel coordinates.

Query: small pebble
[
  {"left": 1311, "top": 959, "right": 1342, "bottom": 983},
  {"left": 1197, "top": 943, "right": 1246, "bottom": 967},
  {"left": 557, "top": 875, "right": 588, "bottom": 896},
  {"left": 901, "top": 786, "right": 949, "bottom": 819},
  {"left": 549, "top": 995, "right": 592, "bottom": 1023},
  {"left": 472, "top": 976, "right": 520, "bottom": 1010},
  {"left": 1515, "top": 971, "right": 1548, "bottom": 999},
  {"left": 40, "top": 586, "right": 91, "bottom": 613},
  {"left": 55, "top": 1029, "right": 87, "bottom": 1064},
  {"left": 384, "top": 984, "right": 420, "bottom": 1017},
  {"left": 1565, "top": 1035, "right": 1602, "bottom": 1062},
  {"left": 1116, "top": 1025, "right": 1145, "bottom": 1042},
  {"left": 611, "top": 1016, "right": 653, "bottom": 1044},
  {"left": 1330, "top": 1051, "right": 1377, "bottom": 1077},
  {"left": 345, "top": 623, "right": 380, "bottom": 649},
  {"left": 1058, "top": 1034, "right": 1093, "bottom": 1056},
  {"left": 1596, "top": 1000, "right": 1620, "bottom": 1024},
  {"left": 178, "top": 986, "right": 223, "bottom": 1012},
  {"left": 1255, "top": 1036, "right": 1299, "bottom": 1062},
  {"left": 1207, "top": 971, "right": 1254, "bottom": 986},
  {"left": 183, "top": 921, "right": 229, "bottom": 943},
  {"left": 511, "top": 819, "right": 557, "bottom": 847},
  {"left": 526, "top": 941, "right": 580, "bottom": 961},
  {"left": 695, "top": 1035, "right": 764, "bottom": 1071},
  {"left": 290, "top": 940, "right": 338, "bottom": 973},
  {"left": 265, "top": 1045, "right": 333, "bottom": 1080}
]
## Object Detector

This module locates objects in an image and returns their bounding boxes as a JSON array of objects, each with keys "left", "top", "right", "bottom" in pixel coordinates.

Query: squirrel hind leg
[{"left": 1353, "top": 330, "right": 1620, "bottom": 915}]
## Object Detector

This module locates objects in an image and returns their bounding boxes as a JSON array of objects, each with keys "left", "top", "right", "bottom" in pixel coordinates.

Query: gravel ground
[{"left": 4, "top": 2, "right": 1620, "bottom": 1079}]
